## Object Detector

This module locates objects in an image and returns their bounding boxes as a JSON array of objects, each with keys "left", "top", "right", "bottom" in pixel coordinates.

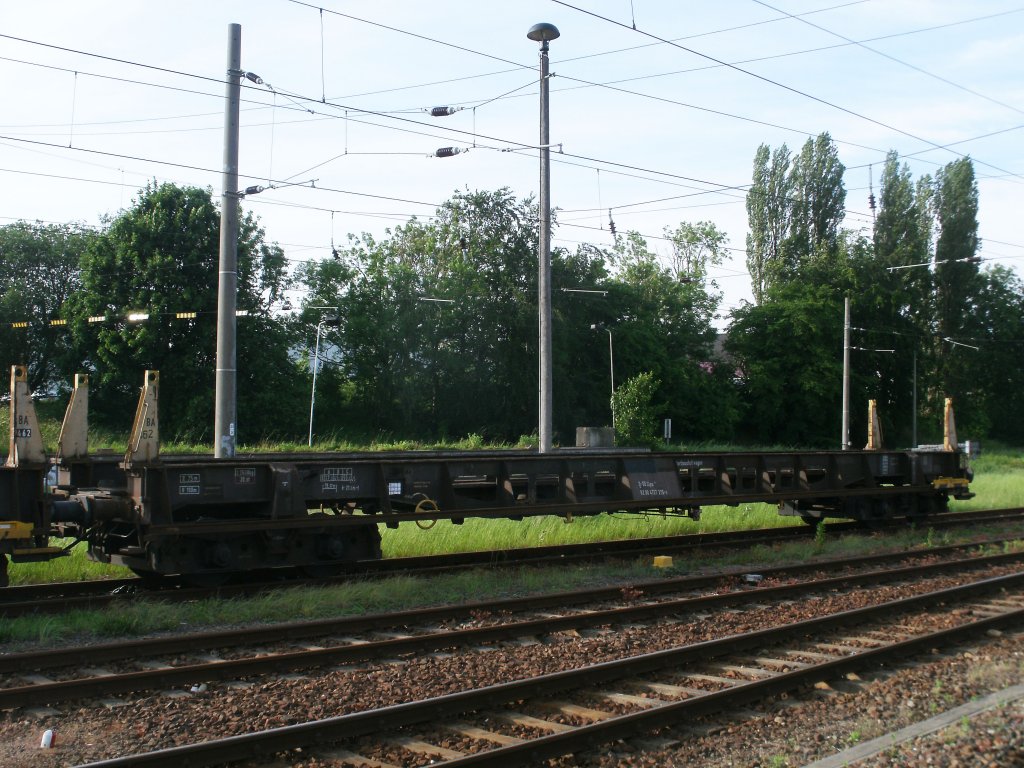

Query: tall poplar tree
[
  {"left": 745, "top": 143, "right": 793, "bottom": 304},
  {"left": 789, "top": 132, "right": 846, "bottom": 266},
  {"left": 932, "top": 157, "right": 981, "bottom": 429}
]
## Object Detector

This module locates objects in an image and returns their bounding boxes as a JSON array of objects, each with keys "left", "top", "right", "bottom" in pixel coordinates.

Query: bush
[{"left": 612, "top": 372, "right": 662, "bottom": 447}]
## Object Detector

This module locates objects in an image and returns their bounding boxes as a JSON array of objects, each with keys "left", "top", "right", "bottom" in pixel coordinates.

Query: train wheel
[
  {"left": 860, "top": 498, "right": 892, "bottom": 530},
  {"left": 355, "top": 524, "right": 383, "bottom": 560},
  {"left": 903, "top": 495, "right": 927, "bottom": 526},
  {"left": 173, "top": 538, "right": 236, "bottom": 588}
]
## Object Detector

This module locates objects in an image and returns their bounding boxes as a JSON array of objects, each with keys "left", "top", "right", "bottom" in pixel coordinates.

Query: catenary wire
[{"left": 551, "top": 1, "right": 1024, "bottom": 182}]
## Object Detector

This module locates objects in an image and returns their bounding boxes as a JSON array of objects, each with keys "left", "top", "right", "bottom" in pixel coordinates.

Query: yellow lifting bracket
[
  {"left": 0, "top": 521, "right": 34, "bottom": 541},
  {"left": 864, "top": 399, "right": 883, "bottom": 451}
]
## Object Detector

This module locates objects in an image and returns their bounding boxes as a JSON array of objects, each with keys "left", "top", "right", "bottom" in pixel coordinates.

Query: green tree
[
  {"left": 789, "top": 132, "right": 846, "bottom": 265},
  {"left": 727, "top": 280, "right": 845, "bottom": 446},
  {"left": 300, "top": 188, "right": 610, "bottom": 443},
  {"left": 0, "top": 221, "right": 93, "bottom": 391},
  {"left": 931, "top": 158, "right": 981, "bottom": 430},
  {"left": 609, "top": 228, "right": 738, "bottom": 441},
  {"left": 65, "top": 182, "right": 300, "bottom": 441},
  {"left": 966, "top": 265, "right": 1024, "bottom": 442},
  {"left": 745, "top": 143, "right": 793, "bottom": 304},
  {"left": 844, "top": 152, "right": 935, "bottom": 446},
  {"left": 665, "top": 220, "right": 727, "bottom": 281}
]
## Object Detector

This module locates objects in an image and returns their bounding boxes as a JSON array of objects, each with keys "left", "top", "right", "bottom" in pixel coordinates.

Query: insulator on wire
[
  {"left": 435, "top": 147, "right": 462, "bottom": 158},
  {"left": 430, "top": 106, "right": 458, "bottom": 117},
  {"left": 608, "top": 208, "right": 617, "bottom": 237},
  {"left": 868, "top": 164, "right": 877, "bottom": 220}
]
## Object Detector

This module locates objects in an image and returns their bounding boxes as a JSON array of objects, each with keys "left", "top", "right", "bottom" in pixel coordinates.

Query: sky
[{"left": 1, "top": 0, "right": 1022, "bottom": 325}]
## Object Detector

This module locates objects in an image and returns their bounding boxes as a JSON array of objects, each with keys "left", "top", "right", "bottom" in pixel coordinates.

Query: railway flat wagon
[{"left": 1, "top": 367, "right": 973, "bottom": 586}]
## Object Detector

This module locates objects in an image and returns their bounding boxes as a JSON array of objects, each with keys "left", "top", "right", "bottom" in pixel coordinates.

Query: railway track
[
  {"left": 66, "top": 568, "right": 1024, "bottom": 767},
  {"left": 3, "top": 506, "right": 1020, "bottom": 618},
  {"left": 3, "top": 540, "right": 1022, "bottom": 712}
]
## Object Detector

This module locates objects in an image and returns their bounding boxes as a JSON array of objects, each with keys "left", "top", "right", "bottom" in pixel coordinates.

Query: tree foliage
[
  {"left": 745, "top": 144, "right": 793, "bottom": 304},
  {"left": 736, "top": 145, "right": 1022, "bottom": 447},
  {"left": 789, "top": 132, "right": 846, "bottom": 262},
  {"left": 298, "top": 190, "right": 739, "bottom": 444},
  {"left": 301, "top": 189, "right": 569, "bottom": 440},
  {"left": 745, "top": 133, "right": 846, "bottom": 304},
  {"left": 727, "top": 280, "right": 845, "bottom": 446},
  {"left": 1, "top": 165, "right": 1017, "bottom": 450},
  {"left": 0, "top": 222, "right": 93, "bottom": 392},
  {"left": 64, "top": 182, "right": 301, "bottom": 440}
]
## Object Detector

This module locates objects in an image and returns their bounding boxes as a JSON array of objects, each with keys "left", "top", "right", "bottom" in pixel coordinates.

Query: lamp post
[
  {"left": 528, "top": 21, "right": 560, "bottom": 454},
  {"left": 307, "top": 308, "right": 339, "bottom": 447},
  {"left": 590, "top": 323, "right": 614, "bottom": 427}
]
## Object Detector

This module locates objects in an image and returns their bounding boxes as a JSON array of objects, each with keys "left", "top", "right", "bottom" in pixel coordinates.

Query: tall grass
[
  {"left": 5, "top": 522, "right": 1023, "bottom": 648},
  {"left": 380, "top": 503, "right": 790, "bottom": 558},
  {"left": 10, "top": 541, "right": 130, "bottom": 585},
  {"left": 947, "top": 446, "right": 1024, "bottom": 512}
]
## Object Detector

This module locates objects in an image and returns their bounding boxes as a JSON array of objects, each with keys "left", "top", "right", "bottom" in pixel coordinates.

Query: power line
[
  {"left": 284, "top": 0, "right": 531, "bottom": 72},
  {"left": 0, "top": 32, "right": 229, "bottom": 88},
  {"left": 557, "top": 0, "right": 872, "bottom": 65},
  {"left": 751, "top": 0, "right": 1024, "bottom": 118},
  {"left": 552, "top": 1, "right": 1024, "bottom": 183},
  {"left": 0, "top": 134, "right": 442, "bottom": 209},
  {"left": 3, "top": 11, "right": 1019, "bottom": 280},
  {"left": 3, "top": 25, "right": 1012, "bottom": 210}
]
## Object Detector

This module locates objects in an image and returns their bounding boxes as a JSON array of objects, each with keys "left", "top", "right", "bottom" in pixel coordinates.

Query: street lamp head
[{"left": 527, "top": 22, "right": 560, "bottom": 43}]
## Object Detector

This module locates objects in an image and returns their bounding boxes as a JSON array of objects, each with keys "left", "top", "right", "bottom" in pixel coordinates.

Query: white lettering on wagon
[
  {"left": 320, "top": 467, "right": 360, "bottom": 493},
  {"left": 320, "top": 467, "right": 355, "bottom": 483},
  {"left": 636, "top": 479, "right": 669, "bottom": 498}
]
